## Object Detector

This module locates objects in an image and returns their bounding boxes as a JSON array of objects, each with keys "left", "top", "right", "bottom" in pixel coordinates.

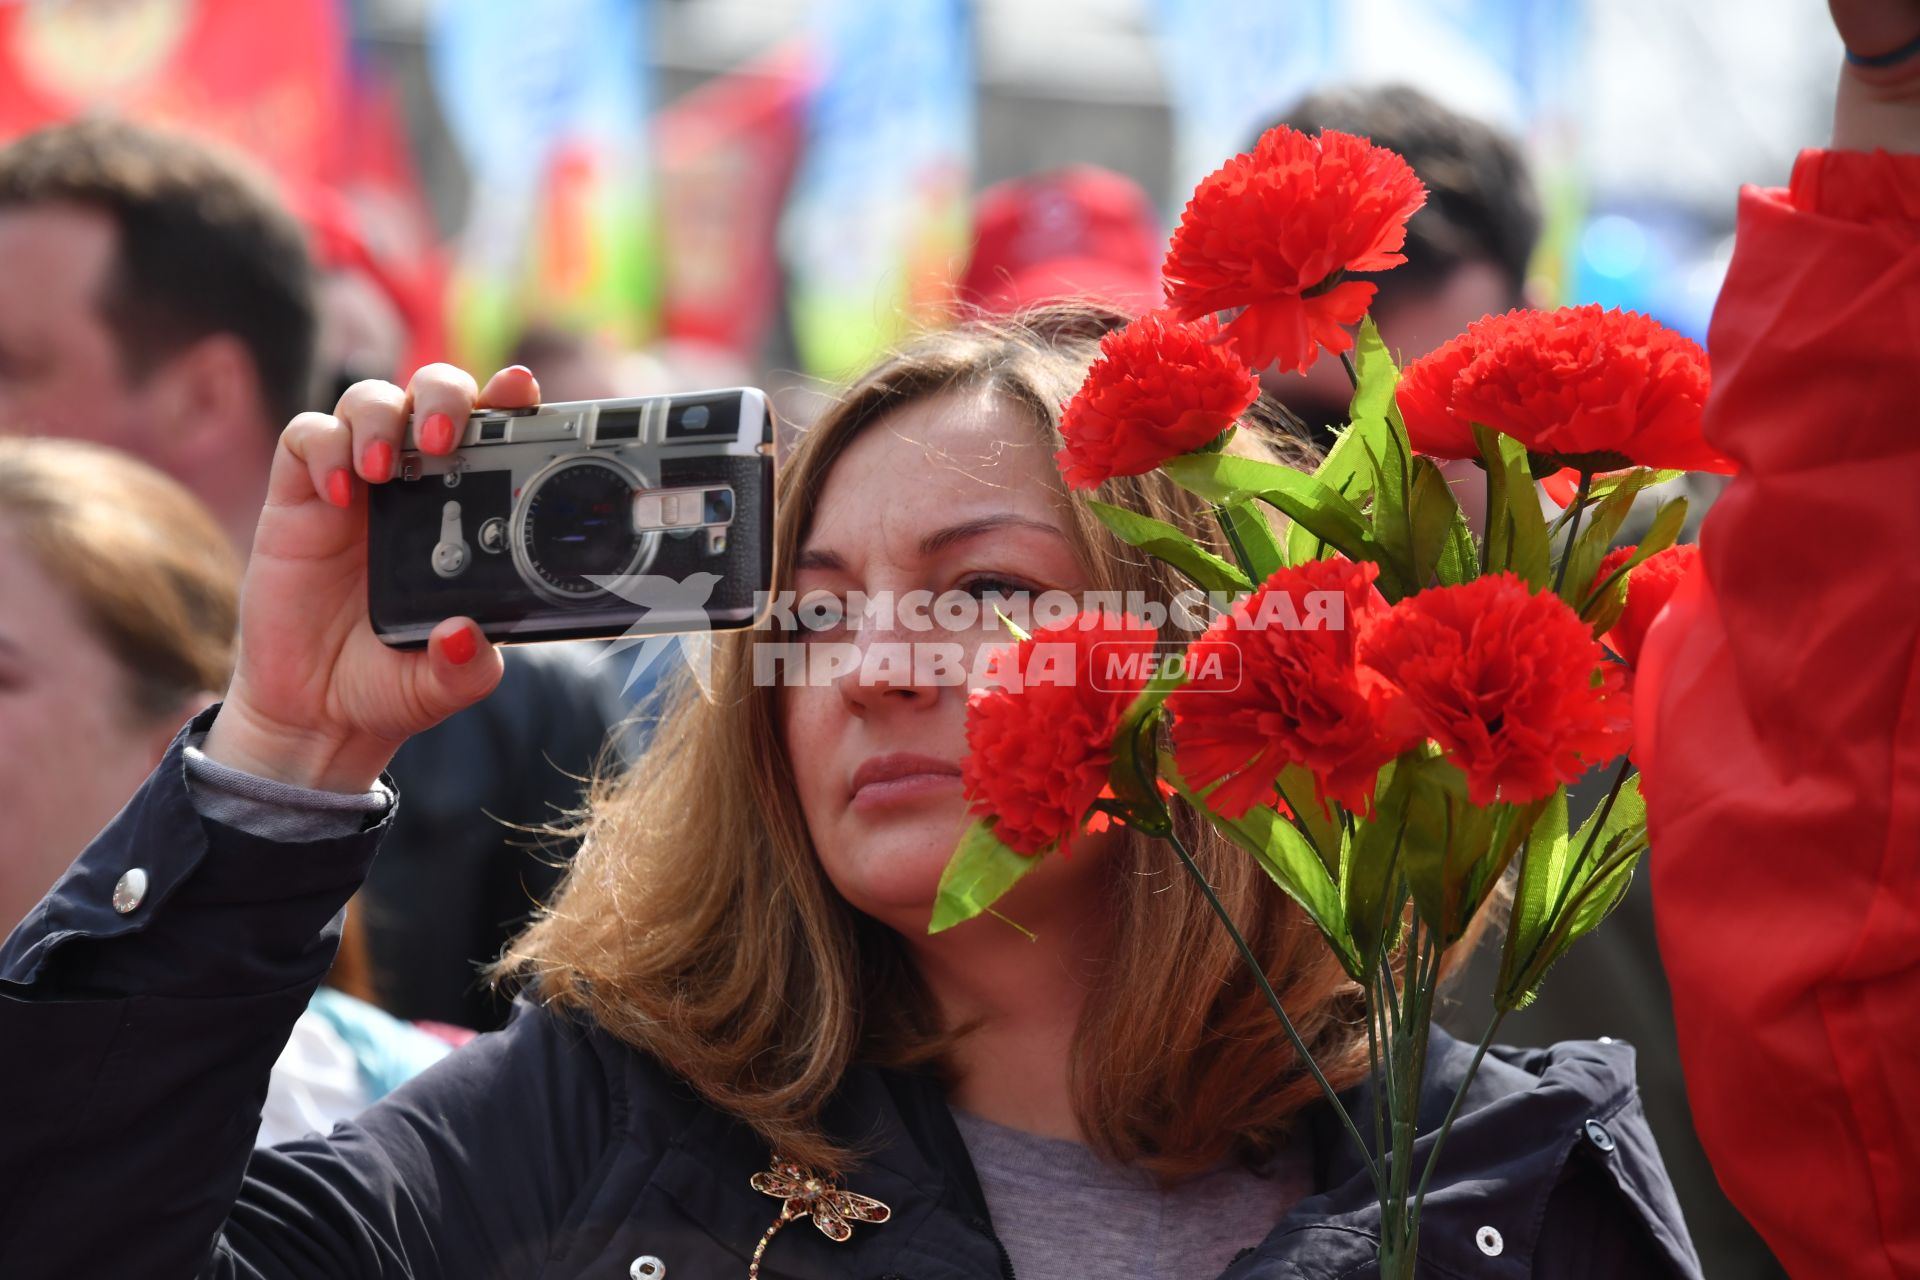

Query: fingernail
[
  {"left": 420, "top": 412, "right": 454, "bottom": 453},
  {"left": 326, "top": 468, "right": 352, "bottom": 509},
  {"left": 363, "top": 439, "right": 394, "bottom": 483},
  {"left": 441, "top": 626, "right": 478, "bottom": 666},
  {"left": 505, "top": 364, "right": 533, "bottom": 379}
]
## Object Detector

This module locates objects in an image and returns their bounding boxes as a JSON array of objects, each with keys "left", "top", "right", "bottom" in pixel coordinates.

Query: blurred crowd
[{"left": 0, "top": 41, "right": 1773, "bottom": 1280}]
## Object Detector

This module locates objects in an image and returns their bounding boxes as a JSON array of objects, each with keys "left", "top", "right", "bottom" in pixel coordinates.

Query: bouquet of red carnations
[{"left": 933, "top": 124, "right": 1726, "bottom": 1278}]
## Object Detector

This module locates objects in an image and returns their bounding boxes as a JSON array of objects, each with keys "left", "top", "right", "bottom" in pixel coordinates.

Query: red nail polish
[
  {"left": 364, "top": 439, "right": 394, "bottom": 482},
  {"left": 441, "top": 626, "right": 478, "bottom": 666},
  {"left": 420, "top": 412, "right": 454, "bottom": 453},
  {"left": 326, "top": 468, "right": 352, "bottom": 509}
]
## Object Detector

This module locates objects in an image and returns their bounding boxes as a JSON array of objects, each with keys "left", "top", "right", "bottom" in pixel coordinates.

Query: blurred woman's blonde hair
[
  {"left": 0, "top": 436, "right": 238, "bottom": 721},
  {"left": 502, "top": 304, "right": 1377, "bottom": 1179}
]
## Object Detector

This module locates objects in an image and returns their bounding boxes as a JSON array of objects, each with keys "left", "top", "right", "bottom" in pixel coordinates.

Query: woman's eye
[
  {"left": 789, "top": 590, "right": 850, "bottom": 642},
  {"left": 958, "top": 575, "right": 1033, "bottom": 600}
]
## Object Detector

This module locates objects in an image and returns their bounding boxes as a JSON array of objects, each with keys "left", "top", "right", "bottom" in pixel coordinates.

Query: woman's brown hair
[
  {"left": 502, "top": 305, "right": 1376, "bottom": 1179},
  {"left": 0, "top": 436, "right": 238, "bottom": 721}
]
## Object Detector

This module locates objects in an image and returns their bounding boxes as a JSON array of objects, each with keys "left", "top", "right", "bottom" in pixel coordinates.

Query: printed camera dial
[{"left": 513, "top": 456, "right": 658, "bottom": 603}]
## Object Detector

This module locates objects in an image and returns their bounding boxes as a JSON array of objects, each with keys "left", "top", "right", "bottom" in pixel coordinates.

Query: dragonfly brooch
[{"left": 746, "top": 1156, "right": 892, "bottom": 1278}]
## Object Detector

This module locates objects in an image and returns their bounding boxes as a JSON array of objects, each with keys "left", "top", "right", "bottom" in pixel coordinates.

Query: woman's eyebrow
[
  {"left": 793, "top": 547, "right": 845, "bottom": 572},
  {"left": 795, "top": 514, "right": 1069, "bottom": 572},
  {"left": 918, "top": 513, "right": 1069, "bottom": 555}
]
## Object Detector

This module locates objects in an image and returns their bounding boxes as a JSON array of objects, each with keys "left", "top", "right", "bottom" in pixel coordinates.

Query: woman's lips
[{"left": 849, "top": 753, "right": 964, "bottom": 811}]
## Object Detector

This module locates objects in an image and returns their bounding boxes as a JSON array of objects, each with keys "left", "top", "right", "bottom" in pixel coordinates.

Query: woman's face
[
  {"left": 0, "top": 526, "right": 190, "bottom": 930},
  {"left": 781, "top": 388, "right": 1117, "bottom": 937}
]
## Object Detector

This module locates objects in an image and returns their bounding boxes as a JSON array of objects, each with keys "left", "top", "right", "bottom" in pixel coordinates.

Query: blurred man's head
[
  {"left": 1262, "top": 85, "right": 1542, "bottom": 445},
  {"left": 0, "top": 119, "right": 318, "bottom": 551}
]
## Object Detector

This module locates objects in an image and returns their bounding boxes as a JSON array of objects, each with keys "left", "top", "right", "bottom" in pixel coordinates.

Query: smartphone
[{"left": 366, "top": 389, "right": 773, "bottom": 648}]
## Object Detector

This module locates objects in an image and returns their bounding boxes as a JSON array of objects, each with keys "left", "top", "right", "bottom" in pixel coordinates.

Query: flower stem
[
  {"left": 1339, "top": 351, "right": 1360, "bottom": 390},
  {"left": 1550, "top": 470, "right": 1595, "bottom": 595},
  {"left": 1162, "top": 825, "right": 1382, "bottom": 1195},
  {"left": 1213, "top": 505, "right": 1256, "bottom": 582},
  {"left": 1409, "top": 1010, "right": 1505, "bottom": 1228}
]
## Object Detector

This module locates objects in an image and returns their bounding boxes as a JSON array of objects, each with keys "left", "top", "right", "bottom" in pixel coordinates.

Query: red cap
[{"left": 956, "top": 166, "right": 1167, "bottom": 318}]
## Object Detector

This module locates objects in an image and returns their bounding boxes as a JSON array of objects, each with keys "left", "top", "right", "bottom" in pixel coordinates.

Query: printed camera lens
[{"left": 518, "top": 460, "right": 649, "bottom": 598}]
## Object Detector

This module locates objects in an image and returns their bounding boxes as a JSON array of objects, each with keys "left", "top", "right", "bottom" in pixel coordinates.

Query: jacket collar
[{"left": 1234, "top": 1028, "right": 1700, "bottom": 1278}]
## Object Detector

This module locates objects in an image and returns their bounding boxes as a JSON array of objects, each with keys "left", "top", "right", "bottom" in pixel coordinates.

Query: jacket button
[
  {"left": 1584, "top": 1118, "right": 1616, "bottom": 1152},
  {"left": 629, "top": 1256, "right": 666, "bottom": 1279},
  {"left": 1476, "top": 1225, "right": 1504, "bottom": 1256},
  {"left": 111, "top": 868, "right": 149, "bottom": 914}
]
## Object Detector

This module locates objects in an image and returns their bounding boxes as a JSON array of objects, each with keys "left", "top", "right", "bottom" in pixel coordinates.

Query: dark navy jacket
[{"left": 0, "top": 709, "right": 1702, "bottom": 1279}]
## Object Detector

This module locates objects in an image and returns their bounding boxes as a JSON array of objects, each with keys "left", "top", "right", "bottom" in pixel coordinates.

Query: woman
[
  {"left": 0, "top": 438, "right": 454, "bottom": 1150},
  {"left": 0, "top": 305, "right": 1699, "bottom": 1277},
  {"left": 0, "top": 437, "right": 236, "bottom": 929}
]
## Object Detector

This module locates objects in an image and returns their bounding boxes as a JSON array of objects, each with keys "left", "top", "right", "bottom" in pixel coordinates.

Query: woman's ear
[{"left": 148, "top": 689, "right": 220, "bottom": 767}]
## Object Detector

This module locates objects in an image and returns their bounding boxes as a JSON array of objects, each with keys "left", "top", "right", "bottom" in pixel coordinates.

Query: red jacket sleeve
[{"left": 1638, "top": 148, "right": 1920, "bottom": 1280}]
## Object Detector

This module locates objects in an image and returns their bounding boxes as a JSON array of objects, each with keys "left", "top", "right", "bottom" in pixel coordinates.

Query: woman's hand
[
  {"left": 1831, "top": 0, "right": 1920, "bottom": 152},
  {"left": 201, "top": 365, "right": 541, "bottom": 792}
]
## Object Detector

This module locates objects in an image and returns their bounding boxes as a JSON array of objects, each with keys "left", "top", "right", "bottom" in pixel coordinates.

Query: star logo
[{"left": 584, "top": 571, "right": 724, "bottom": 700}]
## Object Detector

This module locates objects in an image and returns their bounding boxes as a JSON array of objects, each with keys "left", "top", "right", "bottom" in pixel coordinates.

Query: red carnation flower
[
  {"left": 1056, "top": 311, "right": 1260, "bottom": 490},
  {"left": 1394, "top": 323, "right": 1488, "bottom": 459},
  {"left": 1163, "top": 125, "right": 1426, "bottom": 377},
  {"left": 1399, "top": 306, "right": 1730, "bottom": 472},
  {"left": 962, "top": 613, "right": 1159, "bottom": 855},
  {"left": 1168, "top": 559, "right": 1415, "bottom": 819},
  {"left": 1360, "top": 574, "right": 1632, "bottom": 807},
  {"left": 1587, "top": 543, "right": 1700, "bottom": 668}
]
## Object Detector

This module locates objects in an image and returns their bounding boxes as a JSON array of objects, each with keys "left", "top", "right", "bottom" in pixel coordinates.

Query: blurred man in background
[
  {"left": 0, "top": 118, "right": 312, "bottom": 555},
  {"left": 0, "top": 118, "right": 622, "bottom": 1032}
]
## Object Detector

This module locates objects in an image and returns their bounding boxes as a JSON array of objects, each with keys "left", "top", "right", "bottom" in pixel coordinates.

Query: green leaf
[
  {"left": 1088, "top": 499, "right": 1253, "bottom": 596},
  {"left": 930, "top": 820, "right": 1042, "bottom": 933},
  {"left": 1166, "top": 751, "right": 1360, "bottom": 979},
  {"left": 1474, "top": 426, "right": 1551, "bottom": 588},
  {"left": 994, "top": 607, "right": 1031, "bottom": 643},
  {"left": 1162, "top": 453, "right": 1379, "bottom": 570},
  {"left": 1272, "top": 762, "right": 1344, "bottom": 877},
  {"left": 1562, "top": 838, "right": 1646, "bottom": 941},
  {"left": 1496, "top": 787, "right": 1570, "bottom": 1003},
  {"left": 1496, "top": 773, "right": 1648, "bottom": 1009},
  {"left": 1350, "top": 316, "right": 1401, "bottom": 432},
  {"left": 1217, "top": 498, "right": 1287, "bottom": 581},
  {"left": 1579, "top": 497, "right": 1689, "bottom": 620},
  {"left": 1344, "top": 761, "right": 1411, "bottom": 974},
  {"left": 1290, "top": 423, "right": 1374, "bottom": 566},
  {"left": 1395, "top": 757, "right": 1547, "bottom": 947},
  {"left": 1409, "top": 456, "right": 1472, "bottom": 590},
  {"left": 1357, "top": 323, "right": 1419, "bottom": 590},
  {"left": 1556, "top": 470, "right": 1658, "bottom": 612},
  {"left": 1548, "top": 468, "right": 1683, "bottom": 540}
]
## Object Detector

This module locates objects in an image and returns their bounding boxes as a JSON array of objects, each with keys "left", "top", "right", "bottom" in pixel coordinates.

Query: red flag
[
  {"left": 655, "top": 45, "right": 815, "bottom": 359},
  {"left": 0, "top": 0, "right": 346, "bottom": 191}
]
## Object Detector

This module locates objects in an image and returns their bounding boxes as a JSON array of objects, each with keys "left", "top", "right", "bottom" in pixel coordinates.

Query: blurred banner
[
  {"left": 428, "top": 0, "right": 655, "bottom": 368},
  {"left": 1148, "top": 0, "right": 1335, "bottom": 202},
  {"left": 781, "top": 0, "right": 973, "bottom": 380},
  {"left": 1340, "top": 0, "right": 1584, "bottom": 306},
  {"left": 656, "top": 43, "right": 815, "bottom": 364},
  {"left": 1150, "top": 0, "right": 1583, "bottom": 299},
  {"left": 312, "top": 51, "right": 449, "bottom": 379},
  {"left": 0, "top": 0, "right": 347, "bottom": 189}
]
